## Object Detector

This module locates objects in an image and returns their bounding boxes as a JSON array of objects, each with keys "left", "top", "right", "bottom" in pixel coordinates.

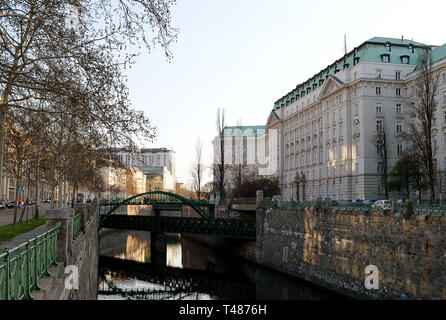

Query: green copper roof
[
  {"left": 223, "top": 125, "right": 266, "bottom": 137},
  {"left": 432, "top": 43, "right": 446, "bottom": 64},
  {"left": 273, "top": 36, "right": 433, "bottom": 111}
]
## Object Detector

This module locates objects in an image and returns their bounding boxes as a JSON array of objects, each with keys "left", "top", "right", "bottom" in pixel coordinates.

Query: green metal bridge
[{"left": 99, "top": 191, "right": 256, "bottom": 240}]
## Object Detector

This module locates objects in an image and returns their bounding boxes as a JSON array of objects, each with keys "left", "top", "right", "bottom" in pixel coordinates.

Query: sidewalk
[{"left": 0, "top": 203, "right": 51, "bottom": 227}]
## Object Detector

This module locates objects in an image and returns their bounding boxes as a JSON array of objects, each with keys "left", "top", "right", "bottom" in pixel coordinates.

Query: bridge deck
[{"left": 99, "top": 215, "right": 256, "bottom": 240}]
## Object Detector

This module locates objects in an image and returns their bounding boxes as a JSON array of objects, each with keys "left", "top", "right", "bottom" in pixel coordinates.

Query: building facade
[
  {"left": 266, "top": 37, "right": 446, "bottom": 201},
  {"left": 213, "top": 125, "right": 266, "bottom": 193}
]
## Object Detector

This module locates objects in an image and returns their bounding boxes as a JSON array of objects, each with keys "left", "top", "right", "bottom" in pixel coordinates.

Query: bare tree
[
  {"left": 404, "top": 53, "right": 439, "bottom": 203},
  {"left": 191, "top": 137, "right": 205, "bottom": 199},
  {"left": 214, "top": 108, "right": 226, "bottom": 199},
  {"left": 372, "top": 123, "right": 390, "bottom": 199},
  {"left": 0, "top": 0, "right": 177, "bottom": 201},
  {"left": 231, "top": 119, "right": 246, "bottom": 196}
]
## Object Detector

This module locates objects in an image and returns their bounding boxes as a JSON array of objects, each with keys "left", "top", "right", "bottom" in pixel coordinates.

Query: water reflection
[{"left": 98, "top": 230, "right": 344, "bottom": 300}]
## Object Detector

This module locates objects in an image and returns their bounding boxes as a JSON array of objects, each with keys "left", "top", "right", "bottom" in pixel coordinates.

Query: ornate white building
[{"left": 265, "top": 37, "right": 446, "bottom": 201}]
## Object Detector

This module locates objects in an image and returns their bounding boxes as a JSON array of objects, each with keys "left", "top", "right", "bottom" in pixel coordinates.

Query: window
[
  {"left": 376, "top": 103, "right": 382, "bottom": 113},
  {"left": 433, "top": 138, "right": 438, "bottom": 152},
  {"left": 376, "top": 69, "right": 382, "bottom": 78},
  {"left": 396, "top": 104, "right": 402, "bottom": 115},
  {"left": 355, "top": 142, "right": 360, "bottom": 156},
  {"left": 401, "top": 56, "right": 409, "bottom": 64},
  {"left": 396, "top": 88, "right": 401, "bottom": 96},
  {"left": 396, "top": 121, "right": 402, "bottom": 133},
  {"left": 443, "top": 91, "right": 446, "bottom": 103},
  {"left": 376, "top": 87, "right": 381, "bottom": 95},
  {"left": 444, "top": 111, "right": 446, "bottom": 124},
  {"left": 376, "top": 120, "right": 383, "bottom": 131},
  {"left": 381, "top": 55, "right": 390, "bottom": 63},
  {"left": 353, "top": 57, "right": 360, "bottom": 66},
  {"left": 442, "top": 73, "right": 446, "bottom": 83},
  {"left": 377, "top": 164, "right": 384, "bottom": 174},
  {"left": 385, "top": 43, "right": 391, "bottom": 52},
  {"left": 433, "top": 117, "right": 437, "bottom": 126},
  {"left": 355, "top": 162, "right": 359, "bottom": 174},
  {"left": 395, "top": 71, "right": 401, "bottom": 80},
  {"left": 397, "top": 143, "right": 403, "bottom": 155},
  {"left": 408, "top": 45, "right": 414, "bottom": 54},
  {"left": 354, "top": 104, "right": 359, "bottom": 114},
  {"left": 339, "top": 125, "right": 343, "bottom": 137}
]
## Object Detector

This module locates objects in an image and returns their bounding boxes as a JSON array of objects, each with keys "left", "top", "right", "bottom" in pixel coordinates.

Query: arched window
[{"left": 385, "top": 42, "right": 391, "bottom": 52}]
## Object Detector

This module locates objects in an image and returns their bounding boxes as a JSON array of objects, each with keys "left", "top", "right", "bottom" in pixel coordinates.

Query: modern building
[
  {"left": 265, "top": 36, "right": 446, "bottom": 201},
  {"left": 213, "top": 125, "right": 266, "bottom": 193}
]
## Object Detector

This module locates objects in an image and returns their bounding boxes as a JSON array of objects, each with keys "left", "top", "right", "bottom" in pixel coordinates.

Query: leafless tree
[
  {"left": 0, "top": 0, "right": 177, "bottom": 202},
  {"left": 214, "top": 108, "right": 226, "bottom": 199},
  {"left": 372, "top": 123, "right": 390, "bottom": 199},
  {"left": 403, "top": 53, "right": 439, "bottom": 203},
  {"left": 191, "top": 137, "right": 204, "bottom": 199},
  {"left": 231, "top": 120, "right": 247, "bottom": 196}
]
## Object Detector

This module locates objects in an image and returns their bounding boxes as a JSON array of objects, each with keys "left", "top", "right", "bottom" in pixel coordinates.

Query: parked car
[
  {"left": 396, "top": 199, "right": 406, "bottom": 204},
  {"left": 43, "top": 199, "right": 51, "bottom": 203},
  {"left": 363, "top": 200, "right": 375, "bottom": 206},
  {"left": 7, "top": 201, "right": 16, "bottom": 208},
  {"left": 0, "top": 201, "right": 6, "bottom": 210},
  {"left": 352, "top": 199, "right": 363, "bottom": 204},
  {"left": 372, "top": 200, "right": 391, "bottom": 211}
]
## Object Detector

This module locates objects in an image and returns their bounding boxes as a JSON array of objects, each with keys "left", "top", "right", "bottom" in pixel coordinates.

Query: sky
[{"left": 124, "top": 0, "right": 446, "bottom": 186}]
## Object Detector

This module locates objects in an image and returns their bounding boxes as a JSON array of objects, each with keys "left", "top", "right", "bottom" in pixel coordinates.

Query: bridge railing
[{"left": 0, "top": 225, "right": 59, "bottom": 300}]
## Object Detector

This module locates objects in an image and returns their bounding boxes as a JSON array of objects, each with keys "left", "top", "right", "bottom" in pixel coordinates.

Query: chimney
[{"left": 401, "top": 35, "right": 404, "bottom": 42}]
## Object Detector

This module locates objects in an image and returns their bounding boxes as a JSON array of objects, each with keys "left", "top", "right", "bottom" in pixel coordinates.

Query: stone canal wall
[
  {"left": 255, "top": 205, "right": 446, "bottom": 299},
  {"left": 33, "top": 203, "right": 99, "bottom": 300}
]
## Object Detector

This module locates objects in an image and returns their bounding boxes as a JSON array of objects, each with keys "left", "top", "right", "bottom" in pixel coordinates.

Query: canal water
[{"left": 98, "top": 229, "right": 343, "bottom": 300}]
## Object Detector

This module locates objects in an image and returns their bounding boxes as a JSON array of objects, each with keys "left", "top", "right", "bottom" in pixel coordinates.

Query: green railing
[
  {"left": 0, "top": 225, "right": 59, "bottom": 300},
  {"left": 73, "top": 214, "right": 81, "bottom": 240},
  {"left": 231, "top": 198, "right": 256, "bottom": 204}
]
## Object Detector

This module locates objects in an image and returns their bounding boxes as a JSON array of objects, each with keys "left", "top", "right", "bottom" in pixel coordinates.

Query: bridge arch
[{"left": 99, "top": 191, "right": 212, "bottom": 226}]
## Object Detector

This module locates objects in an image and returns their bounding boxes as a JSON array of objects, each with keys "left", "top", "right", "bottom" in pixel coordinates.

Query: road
[{"left": 0, "top": 203, "right": 52, "bottom": 227}]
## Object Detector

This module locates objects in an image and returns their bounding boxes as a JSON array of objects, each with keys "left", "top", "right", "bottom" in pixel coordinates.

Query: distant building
[
  {"left": 100, "top": 166, "right": 146, "bottom": 199},
  {"left": 109, "top": 147, "right": 176, "bottom": 191},
  {"left": 139, "top": 166, "right": 175, "bottom": 192},
  {"left": 212, "top": 125, "right": 266, "bottom": 193}
]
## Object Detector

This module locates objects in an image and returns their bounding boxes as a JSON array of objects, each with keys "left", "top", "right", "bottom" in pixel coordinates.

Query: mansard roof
[{"left": 272, "top": 36, "right": 434, "bottom": 112}]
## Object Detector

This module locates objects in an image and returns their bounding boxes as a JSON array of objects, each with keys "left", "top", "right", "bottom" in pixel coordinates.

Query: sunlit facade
[{"left": 267, "top": 37, "right": 446, "bottom": 201}]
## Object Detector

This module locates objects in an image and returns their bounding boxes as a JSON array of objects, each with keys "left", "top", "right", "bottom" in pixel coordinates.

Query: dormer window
[
  {"left": 400, "top": 55, "right": 410, "bottom": 64},
  {"left": 307, "top": 87, "right": 311, "bottom": 94},
  {"left": 334, "top": 69, "right": 340, "bottom": 74},
  {"left": 291, "top": 98, "right": 295, "bottom": 103},
  {"left": 353, "top": 57, "right": 360, "bottom": 66},
  {"left": 354, "top": 48, "right": 358, "bottom": 56},
  {"left": 385, "top": 42, "right": 391, "bottom": 52},
  {"left": 286, "top": 100, "right": 290, "bottom": 106},
  {"left": 408, "top": 44, "right": 414, "bottom": 54},
  {"left": 319, "top": 79, "right": 324, "bottom": 86},
  {"left": 343, "top": 63, "right": 349, "bottom": 69},
  {"left": 381, "top": 54, "right": 390, "bottom": 63},
  {"left": 301, "top": 91, "right": 305, "bottom": 97},
  {"left": 313, "top": 83, "right": 317, "bottom": 90}
]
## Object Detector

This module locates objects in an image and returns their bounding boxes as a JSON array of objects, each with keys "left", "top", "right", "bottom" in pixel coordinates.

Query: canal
[{"left": 98, "top": 229, "right": 344, "bottom": 300}]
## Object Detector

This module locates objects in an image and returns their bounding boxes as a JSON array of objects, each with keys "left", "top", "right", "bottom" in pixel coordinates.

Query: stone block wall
[{"left": 257, "top": 207, "right": 446, "bottom": 299}]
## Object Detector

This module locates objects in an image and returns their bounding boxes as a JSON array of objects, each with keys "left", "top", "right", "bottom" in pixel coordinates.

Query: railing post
[{"left": 45, "top": 208, "right": 74, "bottom": 266}]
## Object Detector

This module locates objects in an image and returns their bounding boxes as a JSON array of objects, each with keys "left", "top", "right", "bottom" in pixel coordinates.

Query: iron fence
[
  {"left": 0, "top": 225, "right": 59, "bottom": 300},
  {"left": 73, "top": 214, "right": 81, "bottom": 239}
]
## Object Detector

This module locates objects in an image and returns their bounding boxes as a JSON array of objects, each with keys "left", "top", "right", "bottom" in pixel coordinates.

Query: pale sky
[{"left": 125, "top": 0, "right": 446, "bottom": 186}]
